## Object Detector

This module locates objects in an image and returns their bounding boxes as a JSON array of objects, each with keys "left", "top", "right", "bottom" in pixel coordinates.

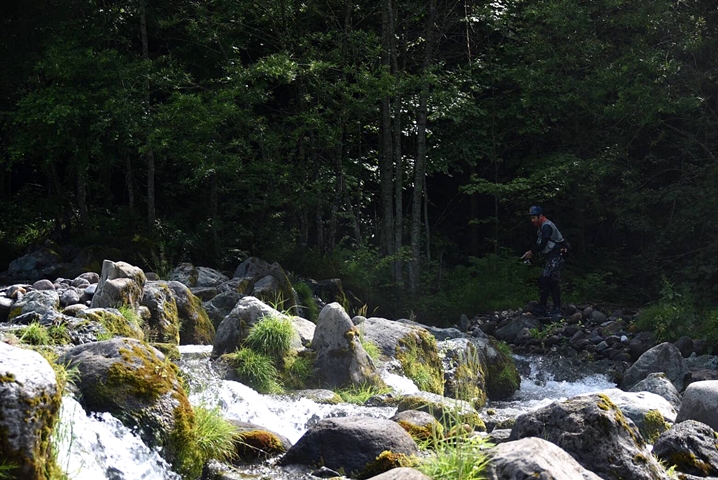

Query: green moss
[
  {"left": 485, "top": 340, "right": 520, "bottom": 401},
  {"left": 641, "top": 409, "right": 669, "bottom": 444},
  {"left": 667, "top": 451, "right": 714, "bottom": 476},
  {"left": 360, "top": 450, "right": 417, "bottom": 479},
  {"left": 235, "top": 430, "right": 287, "bottom": 461},
  {"left": 150, "top": 343, "right": 181, "bottom": 362},
  {"left": 82, "top": 309, "right": 144, "bottom": 341},
  {"left": 104, "top": 345, "right": 175, "bottom": 403},
  {"left": 168, "top": 393, "right": 202, "bottom": 478},
  {"left": 0, "top": 353, "right": 64, "bottom": 480},
  {"left": 396, "top": 330, "right": 444, "bottom": 395},
  {"left": 397, "top": 396, "right": 486, "bottom": 432},
  {"left": 596, "top": 393, "right": 643, "bottom": 448},
  {"left": 396, "top": 419, "right": 443, "bottom": 442}
]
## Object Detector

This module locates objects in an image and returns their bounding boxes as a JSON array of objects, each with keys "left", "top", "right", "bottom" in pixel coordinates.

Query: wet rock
[
  {"left": 228, "top": 420, "right": 292, "bottom": 461},
  {"left": 673, "top": 336, "right": 694, "bottom": 358},
  {"left": 391, "top": 410, "right": 443, "bottom": 442},
  {"left": 279, "top": 416, "right": 418, "bottom": 477},
  {"left": 494, "top": 315, "right": 540, "bottom": 344},
  {"left": 365, "top": 468, "right": 431, "bottom": 480}
]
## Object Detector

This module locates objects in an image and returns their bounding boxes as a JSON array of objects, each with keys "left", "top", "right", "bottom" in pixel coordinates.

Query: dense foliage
[{"left": 2, "top": 0, "right": 718, "bottom": 321}]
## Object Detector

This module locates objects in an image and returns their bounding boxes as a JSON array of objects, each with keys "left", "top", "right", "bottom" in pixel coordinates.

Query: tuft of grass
[
  {"left": 417, "top": 408, "right": 493, "bottom": 480},
  {"left": 193, "top": 405, "right": 241, "bottom": 463},
  {"left": 18, "top": 322, "right": 52, "bottom": 346},
  {"left": 337, "top": 382, "right": 391, "bottom": 405},
  {"left": 245, "top": 314, "right": 294, "bottom": 359},
  {"left": 294, "top": 282, "right": 319, "bottom": 322},
  {"left": 360, "top": 335, "right": 381, "bottom": 362},
  {"left": 118, "top": 305, "right": 145, "bottom": 332},
  {"left": 0, "top": 461, "right": 19, "bottom": 479},
  {"left": 229, "top": 348, "right": 283, "bottom": 394},
  {"left": 281, "top": 352, "right": 314, "bottom": 390}
]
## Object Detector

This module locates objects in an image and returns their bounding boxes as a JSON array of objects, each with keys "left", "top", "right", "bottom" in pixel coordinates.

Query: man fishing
[{"left": 522, "top": 206, "right": 567, "bottom": 316}]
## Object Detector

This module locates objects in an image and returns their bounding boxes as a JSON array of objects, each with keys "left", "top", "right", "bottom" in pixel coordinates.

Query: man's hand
[{"left": 522, "top": 250, "right": 533, "bottom": 260}]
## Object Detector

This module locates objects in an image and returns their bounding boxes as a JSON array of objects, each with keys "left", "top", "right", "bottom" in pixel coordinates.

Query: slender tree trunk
[
  {"left": 424, "top": 181, "right": 430, "bottom": 262},
  {"left": 380, "top": 0, "right": 394, "bottom": 256},
  {"left": 409, "top": 0, "right": 435, "bottom": 293},
  {"left": 328, "top": 127, "right": 344, "bottom": 252},
  {"left": 77, "top": 165, "right": 89, "bottom": 226},
  {"left": 391, "top": 0, "right": 404, "bottom": 285},
  {"left": 125, "top": 156, "right": 135, "bottom": 215},
  {"left": 140, "top": 0, "right": 155, "bottom": 231}
]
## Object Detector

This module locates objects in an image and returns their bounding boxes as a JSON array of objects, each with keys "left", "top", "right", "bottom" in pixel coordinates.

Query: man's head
[{"left": 528, "top": 206, "right": 545, "bottom": 227}]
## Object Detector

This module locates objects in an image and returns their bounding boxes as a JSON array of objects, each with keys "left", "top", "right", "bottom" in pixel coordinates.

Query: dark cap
[{"left": 528, "top": 206, "right": 543, "bottom": 216}]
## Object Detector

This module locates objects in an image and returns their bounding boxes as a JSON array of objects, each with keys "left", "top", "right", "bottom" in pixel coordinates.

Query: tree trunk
[
  {"left": 125, "top": 156, "right": 135, "bottom": 215},
  {"left": 409, "top": 0, "right": 435, "bottom": 293},
  {"left": 327, "top": 128, "right": 344, "bottom": 252},
  {"left": 140, "top": 0, "right": 155, "bottom": 231},
  {"left": 77, "top": 165, "right": 89, "bottom": 226},
  {"left": 380, "top": 0, "right": 394, "bottom": 256},
  {"left": 391, "top": 0, "right": 404, "bottom": 285}
]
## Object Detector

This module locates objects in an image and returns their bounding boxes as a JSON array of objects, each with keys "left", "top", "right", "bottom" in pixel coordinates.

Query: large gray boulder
[
  {"left": 629, "top": 372, "right": 682, "bottom": 411},
  {"left": 0, "top": 342, "right": 62, "bottom": 480},
  {"left": 8, "top": 289, "right": 60, "bottom": 322},
  {"left": 312, "top": 303, "right": 382, "bottom": 389},
  {"left": 90, "top": 260, "right": 146, "bottom": 310},
  {"left": 212, "top": 296, "right": 298, "bottom": 357},
  {"left": 653, "top": 420, "right": 718, "bottom": 477},
  {"left": 509, "top": 393, "right": 669, "bottom": 480},
  {"left": 676, "top": 380, "right": 718, "bottom": 430},
  {"left": 57, "top": 337, "right": 194, "bottom": 472},
  {"left": 621, "top": 342, "right": 688, "bottom": 392},
  {"left": 485, "top": 437, "right": 602, "bottom": 480},
  {"left": 233, "top": 257, "right": 298, "bottom": 313},
  {"left": 359, "top": 316, "right": 444, "bottom": 395},
  {"left": 396, "top": 391, "right": 484, "bottom": 429},
  {"left": 202, "top": 290, "right": 243, "bottom": 328},
  {"left": 493, "top": 315, "right": 540, "bottom": 344},
  {"left": 278, "top": 416, "right": 418, "bottom": 477}
]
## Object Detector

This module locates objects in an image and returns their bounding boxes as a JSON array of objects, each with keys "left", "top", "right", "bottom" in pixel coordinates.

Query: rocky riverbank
[{"left": 1, "top": 255, "right": 718, "bottom": 480}]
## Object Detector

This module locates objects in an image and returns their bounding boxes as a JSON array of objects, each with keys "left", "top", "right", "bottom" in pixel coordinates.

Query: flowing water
[{"left": 54, "top": 347, "right": 616, "bottom": 479}]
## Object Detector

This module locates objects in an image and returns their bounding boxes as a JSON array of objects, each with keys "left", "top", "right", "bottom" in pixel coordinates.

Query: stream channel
[{"left": 53, "top": 346, "right": 616, "bottom": 480}]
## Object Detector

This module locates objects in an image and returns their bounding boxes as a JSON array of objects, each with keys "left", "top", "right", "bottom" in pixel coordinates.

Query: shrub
[
  {"left": 634, "top": 277, "right": 696, "bottom": 342},
  {"left": 245, "top": 314, "right": 293, "bottom": 359},
  {"left": 230, "top": 348, "right": 283, "bottom": 394}
]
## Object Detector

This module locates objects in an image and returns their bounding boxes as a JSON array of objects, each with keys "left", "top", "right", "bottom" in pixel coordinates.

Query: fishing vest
[{"left": 536, "top": 219, "right": 565, "bottom": 255}]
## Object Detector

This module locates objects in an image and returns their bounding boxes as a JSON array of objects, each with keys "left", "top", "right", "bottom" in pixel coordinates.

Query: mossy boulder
[
  {"left": 0, "top": 341, "right": 62, "bottom": 480},
  {"left": 484, "top": 338, "right": 520, "bottom": 401},
  {"left": 141, "top": 281, "right": 181, "bottom": 344},
  {"left": 598, "top": 388, "right": 675, "bottom": 443},
  {"left": 57, "top": 338, "right": 202, "bottom": 478},
  {"left": 77, "top": 308, "right": 144, "bottom": 340},
  {"left": 653, "top": 420, "right": 718, "bottom": 477},
  {"left": 91, "top": 260, "right": 146, "bottom": 310},
  {"left": 228, "top": 420, "right": 292, "bottom": 461},
  {"left": 391, "top": 410, "right": 444, "bottom": 442},
  {"left": 440, "top": 338, "right": 487, "bottom": 407},
  {"left": 396, "top": 391, "right": 485, "bottom": 431},
  {"left": 359, "top": 316, "right": 444, "bottom": 395},
  {"left": 165, "top": 281, "right": 214, "bottom": 345},
  {"left": 509, "top": 393, "right": 670, "bottom": 480}
]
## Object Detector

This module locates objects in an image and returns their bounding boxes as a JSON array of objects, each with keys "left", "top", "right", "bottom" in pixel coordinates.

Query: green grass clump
[
  {"left": 360, "top": 336, "right": 381, "bottom": 361},
  {"left": 281, "top": 352, "right": 314, "bottom": 389},
  {"left": 230, "top": 348, "right": 283, "bottom": 394},
  {"left": 294, "top": 282, "right": 319, "bottom": 322},
  {"left": 245, "top": 314, "right": 293, "bottom": 359},
  {"left": 417, "top": 409, "right": 492, "bottom": 479},
  {"left": 18, "top": 322, "right": 52, "bottom": 345},
  {"left": 337, "top": 382, "right": 391, "bottom": 405},
  {"left": 193, "top": 405, "right": 241, "bottom": 463}
]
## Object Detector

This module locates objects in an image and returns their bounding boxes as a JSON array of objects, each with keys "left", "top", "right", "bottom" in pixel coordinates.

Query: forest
[{"left": 1, "top": 0, "right": 718, "bottom": 324}]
